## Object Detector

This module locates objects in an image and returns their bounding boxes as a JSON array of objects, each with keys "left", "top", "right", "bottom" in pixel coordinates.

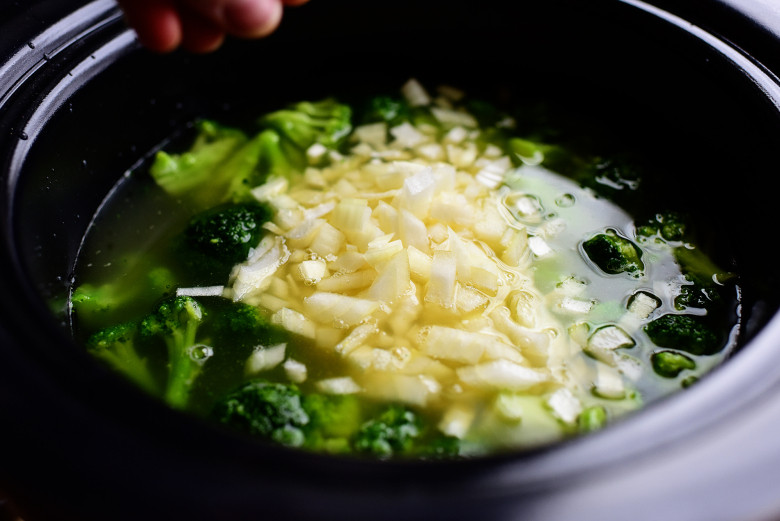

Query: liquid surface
[{"left": 70, "top": 80, "right": 740, "bottom": 458}]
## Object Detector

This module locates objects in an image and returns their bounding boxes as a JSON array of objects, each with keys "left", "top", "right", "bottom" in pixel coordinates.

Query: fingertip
[
  {"left": 120, "top": 1, "right": 182, "bottom": 53},
  {"left": 178, "top": 7, "right": 228, "bottom": 53},
  {"left": 222, "top": 0, "right": 283, "bottom": 39},
  {"left": 182, "top": 29, "right": 227, "bottom": 54}
]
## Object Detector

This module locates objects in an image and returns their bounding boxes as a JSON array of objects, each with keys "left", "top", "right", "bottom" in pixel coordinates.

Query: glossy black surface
[{"left": 2, "top": 1, "right": 780, "bottom": 520}]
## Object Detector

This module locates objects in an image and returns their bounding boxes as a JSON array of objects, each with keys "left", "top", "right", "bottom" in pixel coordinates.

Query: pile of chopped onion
[{"left": 221, "top": 80, "right": 639, "bottom": 444}]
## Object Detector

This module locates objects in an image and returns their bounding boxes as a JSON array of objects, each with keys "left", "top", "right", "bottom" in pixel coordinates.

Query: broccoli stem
[{"left": 163, "top": 319, "right": 201, "bottom": 408}]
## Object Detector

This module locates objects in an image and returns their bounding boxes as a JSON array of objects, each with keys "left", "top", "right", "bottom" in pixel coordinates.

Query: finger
[
  {"left": 117, "top": 0, "right": 183, "bottom": 53},
  {"left": 185, "top": 0, "right": 284, "bottom": 39},
  {"left": 178, "top": 7, "right": 227, "bottom": 53},
  {"left": 221, "top": 0, "right": 284, "bottom": 39}
]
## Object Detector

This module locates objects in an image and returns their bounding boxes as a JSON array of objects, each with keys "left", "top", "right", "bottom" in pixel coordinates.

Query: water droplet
[
  {"left": 27, "top": 42, "right": 35, "bottom": 49},
  {"left": 42, "top": 53, "right": 51, "bottom": 61},
  {"left": 189, "top": 344, "right": 214, "bottom": 362},
  {"left": 555, "top": 193, "right": 575, "bottom": 207},
  {"left": 18, "top": 131, "right": 28, "bottom": 140}
]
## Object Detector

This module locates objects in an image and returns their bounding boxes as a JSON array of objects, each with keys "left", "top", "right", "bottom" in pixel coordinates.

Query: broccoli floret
[
  {"left": 582, "top": 228, "right": 644, "bottom": 276},
  {"left": 580, "top": 157, "right": 642, "bottom": 195},
  {"left": 149, "top": 120, "right": 248, "bottom": 204},
  {"left": 542, "top": 154, "right": 642, "bottom": 204},
  {"left": 147, "top": 266, "right": 177, "bottom": 296},
  {"left": 416, "top": 434, "right": 461, "bottom": 460},
  {"left": 71, "top": 282, "right": 128, "bottom": 328},
  {"left": 211, "top": 380, "right": 310, "bottom": 447},
  {"left": 360, "top": 95, "right": 411, "bottom": 126},
  {"left": 149, "top": 100, "right": 353, "bottom": 208},
  {"left": 675, "top": 279, "right": 723, "bottom": 311},
  {"left": 183, "top": 202, "right": 270, "bottom": 265},
  {"left": 674, "top": 246, "right": 736, "bottom": 287},
  {"left": 140, "top": 296, "right": 209, "bottom": 408},
  {"left": 216, "top": 130, "right": 275, "bottom": 203},
  {"left": 85, "top": 321, "right": 158, "bottom": 395},
  {"left": 577, "top": 405, "right": 607, "bottom": 434},
  {"left": 635, "top": 211, "right": 734, "bottom": 314},
  {"left": 211, "top": 300, "right": 288, "bottom": 351},
  {"left": 673, "top": 246, "right": 735, "bottom": 317},
  {"left": 149, "top": 122, "right": 299, "bottom": 208},
  {"left": 464, "top": 98, "right": 506, "bottom": 128},
  {"left": 302, "top": 393, "right": 364, "bottom": 454},
  {"left": 644, "top": 313, "right": 722, "bottom": 355},
  {"left": 255, "top": 128, "right": 305, "bottom": 178},
  {"left": 354, "top": 404, "right": 422, "bottom": 459},
  {"left": 636, "top": 211, "right": 687, "bottom": 243},
  {"left": 71, "top": 261, "right": 178, "bottom": 329},
  {"left": 174, "top": 202, "right": 270, "bottom": 285},
  {"left": 508, "top": 137, "right": 546, "bottom": 166},
  {"left": 260, "top": 98, "right": 352, "bottom": 151},
  {"left": 212, "top": 300, "right": 269, "bottom": 333},
  {"left": 651, "top": 350, "right": 697, "bottom": 378}
]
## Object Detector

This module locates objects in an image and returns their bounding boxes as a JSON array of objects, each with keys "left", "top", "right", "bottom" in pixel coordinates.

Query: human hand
[{"left": 116, "top": 0, "right": 310, "bottom": 53}]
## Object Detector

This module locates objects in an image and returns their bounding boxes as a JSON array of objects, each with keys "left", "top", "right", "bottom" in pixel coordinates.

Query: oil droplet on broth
[
  {"left": 555, "top": 193, "right": 576, "bottom": 207},
  {"left": 189, "top": 344, "right": 214, "bottom": 362}
]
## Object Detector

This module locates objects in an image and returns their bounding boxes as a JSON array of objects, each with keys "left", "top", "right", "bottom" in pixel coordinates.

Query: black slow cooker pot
[{"left": 3, "top": 1, "right": 780, "bottom": 520}]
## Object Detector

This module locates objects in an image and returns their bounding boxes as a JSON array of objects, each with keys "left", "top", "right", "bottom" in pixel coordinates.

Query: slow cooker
[{"left": 2, "top": 1, "right": 780, "bottom": 520}]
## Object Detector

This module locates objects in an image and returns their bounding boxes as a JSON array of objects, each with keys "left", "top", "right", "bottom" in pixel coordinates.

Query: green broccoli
[
  {"left": 508, "top": 137, "right": 546, "bottom": 166},
  {"left": 71, "top": 262, "right": 177, "bottom": 329},
  {"left": 302, "top": 393, "right": 364, "bottom": 454},
  {"left": 582, "top": 228, "right": 644, "bottom": 276},
  {"left": 174, "top": 202, "right": 271, "bottom": 285},
  {"left": 674, "top": 246, "right": 736, "bottom": 286},
  {"left": 211, "top": 380, "right": 310, "bottom": 447},
  {"left": 651, "top": 350, "right": 697, "bottom": 378},
  {"left": 216, "top": 130, "right": 274, "bottom": 203},
  {"left": 254, "top": 128, "right": 305, "bottom": 178},
  {"left": 354, "top": 404, "right": 422, "bottom": 459},
  {"left": 635, "top": 211, "right": 734, "bottom": 315},
  {"left": 540, "top": 153, "right": 643, "bottom": 205},
  {"left": 675, "top": 279, "right": 723, "bottom": 311},
  {"left": 577, "top": 405, "right": 607, "bottom": 434},
  {"left": 260, "top": 98, "right": 352, "bottom": 151},
  {"left": 360, "top": 95, "right": 411, "bottom": 126},
  {"left": 578, "top": 157, "right": 642, "bottom": 196},
  {"left": 644, "top": 313, "right": 722, "bottom": 356},
  {"left": 85, "top": 321, "right": 158, "bottom": 395},
  {"left": 673, "top": 244, "right": 735, "bottom": 318},
  {"left": 210, "top": 299, "right": 288, "bottom": 352},
  {"left": 149, "top": 120, "right": 248, "bottom": 205},
  {"left": 71, "top": 282, "right": 128, "bottom": 328},
  {"left": 636, "top": 211, "right": 688, "bottom": 243},
  {"left": 140, "top": 296, "right": 209, "bottom": 408},
  {"left": 464, "top": 98, "right": 507, "bottom": 128},
  {"left": 416, "top": 434, "right": 461, "bottom": 460}
]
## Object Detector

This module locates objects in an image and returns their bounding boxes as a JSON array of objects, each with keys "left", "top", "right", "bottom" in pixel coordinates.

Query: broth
[{"left": 69, "top": 79, "right": 740, "bottom": 458}]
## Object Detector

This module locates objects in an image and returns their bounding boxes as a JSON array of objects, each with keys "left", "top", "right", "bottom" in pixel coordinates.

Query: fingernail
[{"left": 223, "top": 0, "right": 282, "bottom": 37}]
